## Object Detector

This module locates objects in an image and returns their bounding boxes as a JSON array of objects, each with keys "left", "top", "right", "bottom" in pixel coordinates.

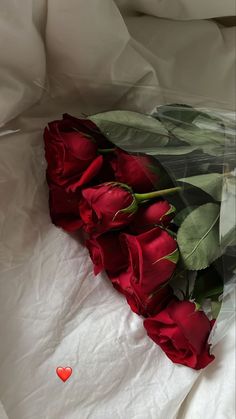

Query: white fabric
[
  {"left": 119, "top": 0, "right": 236, "bottom": 20},
  {"left": 0, "top": 1, "right": 235, "bottom": 418}
]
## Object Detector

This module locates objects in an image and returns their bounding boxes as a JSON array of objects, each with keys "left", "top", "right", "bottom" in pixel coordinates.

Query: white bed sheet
[{"left": 0, "top": 1, "right": 235, "bottom": 418}]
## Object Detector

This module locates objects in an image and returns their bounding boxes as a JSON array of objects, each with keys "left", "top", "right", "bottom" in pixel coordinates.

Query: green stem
[
  {"left": 98, "top": 148, "right": 116, "bottom": 154},
  {"left": 135, "top": 186, "right": 182, "bottom": 202},
  {"left": 135, "top": 171, "right": 231, "bottom": 203}
]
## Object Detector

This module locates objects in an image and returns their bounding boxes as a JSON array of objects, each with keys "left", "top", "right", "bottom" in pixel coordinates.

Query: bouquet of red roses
[{"left": 44, "top": 105, "right": 236, "bottom": 370}]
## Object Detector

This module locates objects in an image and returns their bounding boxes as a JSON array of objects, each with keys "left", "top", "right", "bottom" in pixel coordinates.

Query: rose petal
[{"left": 67, "top": 155, "right": 103, "bottom": 192}]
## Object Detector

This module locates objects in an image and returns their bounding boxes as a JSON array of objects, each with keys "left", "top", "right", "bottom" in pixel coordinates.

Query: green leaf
[
  {"left": 90, "top": 109, "right": 217, "bottom": 156},
  {"left": 174, "top": 206, "right": 198, "bottom": 227},
  {"left": 154, "top": 104, "right": 202, "bottom": 125},
  {"left": 171, "top": 125, "right": 224, "bottom": 145},
  {"left": 177, "top": 203, "right": 221, "bottom": 270},
  {"left": 139, "top": 145, "right": 198, "bottom": 156},
  {"left": 154, "top": 106, "right": 230, "bottom": 156},
  {"left": 89, "top": 111, "right": 169, "bottom": 152},
  {"left": 90, "top": 110, "right": 202, "bottom": 156},
  {"left": 177, "top": 173, "right": 223, "bottom": 201},
  {"left": 191, "top": 264, "right": 224, "bottom": 310},
  {"left": 89, "top": 106, "right": 234, "bottom": 161}
]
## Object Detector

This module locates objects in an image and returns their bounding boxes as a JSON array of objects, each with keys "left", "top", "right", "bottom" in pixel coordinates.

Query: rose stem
[
  {"left": 135, "top": 171, "right": 233, "bottom": 202},
  {"left": 135, "top": 186, "right": 182, "bottom": 202}
]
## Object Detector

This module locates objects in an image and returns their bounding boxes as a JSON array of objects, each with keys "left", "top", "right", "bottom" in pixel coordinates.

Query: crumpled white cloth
[
  {"left": 117, "top": 0, "right": 236, "bottom": 20},
  {"left": 0, "top": 1, "right": 235, "bottom": 418},
  {"left": 1, "top": 0, "right": 236, "bottom": 126}
]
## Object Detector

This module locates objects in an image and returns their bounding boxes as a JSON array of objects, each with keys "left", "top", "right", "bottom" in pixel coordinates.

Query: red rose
[
  {"left": 110, "top": 149, "right": 162, "bottom": 192},
  {"left": 144, "top": 301, "right": 215, "bottom": 370},
  {"left": 129, "top": 201, "right": 176, "bottom": 233},
  {"left": 79, "top": 183, "right": 138, "bottom": 235},
  {"left": 126, "top": 285, "right": 175, "bottom": 317},
  {"left": 106, "top": 226, "right": 178, "bottom": 316},
  {"left": 85, "top": 230, "right": 173, "bottom": 317},
  {"left": 86, "top": 232, "right": 128, "bottom": 275},
  {"left": 121, "top": 227, "right": 179, "bottom": 295},
  {"left": 110, "top": 267, "right": 175, "bottom": 317},
  {"left": 44, "top": 118, "right": 103, "bottom": 192},
  {"left": 63, "top": 114, "right": 113, "bottom": 149},
  {"left": 48, "top": 186, "right": 82, "bottom": 232}
]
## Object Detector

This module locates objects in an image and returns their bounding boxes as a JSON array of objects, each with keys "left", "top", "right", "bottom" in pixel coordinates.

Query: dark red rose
[
  {"left": 126, "top": 285, "right": 175, "bottom": 317},
  {"left": 129, "top": 201, "right": 176, "bottom": 233},
  {"left": 144, "top": 301, "right": 215, "bottom": 370},
  {"left": 106, "top": 226, "right": 178, "bottom": 317},
  {"left": 86, "top": 232, "right": 128, "bottom": 275},
  {"left": 110, "top": 267, "right": 175, "bottom": 317},
  {"left": 121, "top": 227, "right": 179, "bottom": 295},
  {"left": 48, "top": 186, "right": 82, "bottom": 232},
  {"left": 110, "top": 149, "right": 162, "bottom": 192},
  {"left": 63, "top": 114, "right": 113, "bottom": 149},
  {"left": 44, "top": 118, "right": 103, "bottom": 192},
  {"left": 79, "top": 183, "right": 138, "bottom": 235}
]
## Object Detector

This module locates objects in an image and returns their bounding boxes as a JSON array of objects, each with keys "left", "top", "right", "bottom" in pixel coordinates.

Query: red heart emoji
[{"left": 56, "top": 367, "right": 72, "bottom": 382}]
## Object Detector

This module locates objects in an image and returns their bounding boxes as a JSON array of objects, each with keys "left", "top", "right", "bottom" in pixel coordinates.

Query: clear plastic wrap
[{"left": 84, "top": 103, "right": 236, "bottom": 347}]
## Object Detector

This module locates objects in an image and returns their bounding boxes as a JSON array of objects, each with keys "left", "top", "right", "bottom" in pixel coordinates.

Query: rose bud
[
  {"left": 48, "top": 186, "right": 82, "bottom": 232},
  {"left": 86, "top": 232, "right": 128, "bottom": 276},
  {"left": 110, "top": 148, "right": 162, "bottom": 193},
  {"left": 144, "top": 301, "right": 215, "bottom": 370},
  {"left": 79, "top": 182, "right": 138, "bottom": 235},
  {"left": 121, "top": 227, "right": 179, "bottom": 295},
  {"left": 44, "top": 118, "right": 103, "bottom": 193},
  {"left": 129, "top": 200, "right": 176, "bottom": 233}
]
